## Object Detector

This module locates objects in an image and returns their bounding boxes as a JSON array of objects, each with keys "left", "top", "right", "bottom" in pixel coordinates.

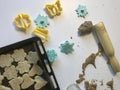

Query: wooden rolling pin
[{"left": 93, "top": 22, "right": 120, "bottom": 73}]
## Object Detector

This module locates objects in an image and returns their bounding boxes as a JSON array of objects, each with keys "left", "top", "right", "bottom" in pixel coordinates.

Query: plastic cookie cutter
[
  {"left": 33, "top": 28, "right": 49, "bottom": 42},
  {"left": 45, "top": 0, "right": 63, "bottom": 18},
  {"left": 75, "top": 5, "right": 88, "bottom": 18},
  {"left": 46, "top": 49, "right": 57, "bottom": 63},
  {"left": 59, "top": 41, "right": 74, "bottom": 54},
  {"left": 34, "top": 14, "right": 49, "bottom": 29},
  {"left": 14, "top": 13, "right": 31, "bottom": 31}
]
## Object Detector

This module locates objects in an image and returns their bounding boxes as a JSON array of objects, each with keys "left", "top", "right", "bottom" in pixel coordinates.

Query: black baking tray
[{"left": 0, "top": 37, "right": 60, "bottom": 90}]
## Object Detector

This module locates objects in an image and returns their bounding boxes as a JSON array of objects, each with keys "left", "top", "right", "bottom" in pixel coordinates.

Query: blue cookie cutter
[
  {"left": 75, "top": 5, "right": 88, "bottom": 18},
  {"left": 34, "top": 14, "right": 49, "bottom": 29},
  {"left": 47, "top": 49, "right": 57, "bottom": 63},
  {"left": 59, "top": 41, "right": 74, "bottom": 54}
]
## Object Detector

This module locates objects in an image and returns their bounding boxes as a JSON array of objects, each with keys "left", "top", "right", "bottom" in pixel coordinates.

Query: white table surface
[{"left": 0, "top": 0, "right": 120, "bottom": 90}]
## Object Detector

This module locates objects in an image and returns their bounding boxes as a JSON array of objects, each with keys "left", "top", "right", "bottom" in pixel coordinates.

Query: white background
[{"left": 0, "top": 0, "right": 120, "bottom": 90}]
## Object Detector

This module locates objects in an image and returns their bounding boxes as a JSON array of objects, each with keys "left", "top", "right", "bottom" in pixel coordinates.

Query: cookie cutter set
[{"left": 0, "top": 37, "right": 60, "bottom": 90}]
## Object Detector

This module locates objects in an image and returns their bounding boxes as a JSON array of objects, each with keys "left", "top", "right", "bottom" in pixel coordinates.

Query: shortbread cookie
[
  {"left": 16, "top": 61, "right": 30, "bottom": 74},
  {"left": 3, "top": 65, "right": 18, "bottom": 80},
  {"left": 34, "top": 76, "right": 47, "bottom": 90},
  {"left": 12, "top": 49, "right": 26, "bottom": 62},
  {"left": 21, "top": 74, "right": 34, "bottom": 89},
  {"left": 29, "top": 64, "right": 43, "bottom": 77},
  {"left": 26, "top": 51, "right": 39, "bottom": 64},
  {"left": 0, "top": 54, "right": 13, "bottom": 68},
  {"left": 0, "top": 74, "right": 4, "bottom": 84},
  {"left": 0, "top": 85, "right": 11, "bottom": 90},
  {"left": 9, "top": 77, "right": 23, "bottom": 90}
]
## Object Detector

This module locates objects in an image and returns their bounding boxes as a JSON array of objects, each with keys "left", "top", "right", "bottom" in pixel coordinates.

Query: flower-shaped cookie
[
  {"left": 12, "top": 49, "right": 26, "bottom": 62},
  {"left": 16, "top": 61, "right": 30, "bottom": 74},
  {"left": 3, "top": 65, "right": 18, "bottom": 80},
  {"left": 0, "top": 54, "right": 13, "bottom": 68},
  {"left": 26, "top": 51, "right": 39, "bottom": 64}
]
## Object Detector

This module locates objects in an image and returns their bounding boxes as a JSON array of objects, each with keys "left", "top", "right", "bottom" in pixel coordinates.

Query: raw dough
[
  {"left": 9, "top": 77, "right": 23, "bottom": 90},
  {"left": 21, "top": 74, "right": 34, "bottom": 89},
  {"left": 26, "top": 51, "right": 39, "bottom": 64},
  {"left": 84, "top": 81, "right": 97, "bottom": 90},
  {"left": 12, "top": 49, "right": 26, "bottom": 62},
  {"left": 16, "top": 61, "right": 30, "bottom": 74},
  {"left": 106, "top": 79, "right": 114, "bottom": 90},
  {"left": 82, "top": 53, "right": 96, "bottom": 74},
  {"left": 78, "top": 21, "right": 93, "bottom": 35},
  {"left": 29, "top": 64, "right": 43, "bottom": 77},
  {"left": 3, "top": 65, "right": 18, "bottom": 80},
  {"left": 0, "top": 54, "right": 13, "bottom": 68},
  {"left": 34, "top": 76, "right": 47, "bottom": 90}
]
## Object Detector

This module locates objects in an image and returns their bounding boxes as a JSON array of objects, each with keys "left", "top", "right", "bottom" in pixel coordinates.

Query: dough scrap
[
  {"left": 26, "top": 51, "right": 39, "bottom": 64},
  {"left": 106, "top": 79, "right": 114, "bottom": 90},
  {"left": 3, "top": 65, "right": 18, "bottom": 80},
  {"left": 34, "top": 76, "right": 47, "bottom": 90},
  {"left": 16, "top": 61, "right": 30, "bottom": 74},
  {"left": 84, "top": 81, "right": 97, "bottom": 90},
  {"left": 0, "top": 54, "right": 13, "bottom": 68},
  {"left": 82, "top": 53, "right": 96, "bottom": 74},
  {"left": 12, "top": 49, "right": 26, "bottom": 62},
  {"left": 0, "top": 85, "right": 11, "bottom": 90},
  {"left": 21, "top": 74, "right": 34, "bottom": 89},
  {"left": 29, "top": 64, "right": 43, "bottom": 77},
  {"left": 9, "top": 77, "right": 23, "bottom": 90}
]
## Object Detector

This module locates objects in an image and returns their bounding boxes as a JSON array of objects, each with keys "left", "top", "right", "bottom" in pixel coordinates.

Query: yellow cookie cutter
[
  {"left": 33, "top": 28, "right": 49, "bottom": 42},
  {"left": 45, "top": 0, "right": 62, "bottom": 18},
  {"left": 14, "top": 13, "right": 31, "bottom": 31}
]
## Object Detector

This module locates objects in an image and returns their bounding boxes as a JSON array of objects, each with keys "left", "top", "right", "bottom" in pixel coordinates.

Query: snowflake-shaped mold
[
  {"left": 59, "top": 41, "right": 74, "bottom": 54},
  {"left": 46, "top": 49, "right": 57, "bottom": 63},
  {"left": 75, "top": 5, "right": 88, "bottom": 18},
  {"left": 34, "top": 14, "right": 49, "bottom": 29}
]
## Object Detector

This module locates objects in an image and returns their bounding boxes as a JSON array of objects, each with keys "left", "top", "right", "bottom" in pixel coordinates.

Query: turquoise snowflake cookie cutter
[
  {"left": 34, "top": 14, "right": 49, "bottom": 29},
  {"left": 47, "top": 49, "right": 57, "bottom": 63},
  {"left": 75, "top": 5, "right": 88, "bottom": 18},
  {"left": 59, "top": 41, "right": 74, "bottom": 54}
]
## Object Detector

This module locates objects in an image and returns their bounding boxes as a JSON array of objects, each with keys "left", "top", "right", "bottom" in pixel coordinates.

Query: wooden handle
[{"left": 94, "top": 22, "right": 120, "bottom": 73}]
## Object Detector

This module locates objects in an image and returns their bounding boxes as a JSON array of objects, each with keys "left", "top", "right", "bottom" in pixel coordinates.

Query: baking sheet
[{"left": 0, "top": 37, "right": 60, "bottom": 90}]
